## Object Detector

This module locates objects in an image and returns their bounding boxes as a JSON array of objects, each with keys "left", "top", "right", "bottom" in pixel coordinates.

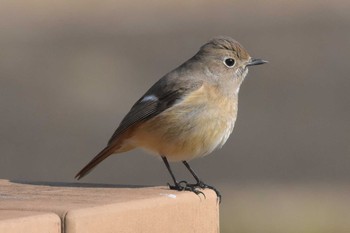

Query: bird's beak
[{"left": 247, "top": 58, "right": 268, "bottom": 66}]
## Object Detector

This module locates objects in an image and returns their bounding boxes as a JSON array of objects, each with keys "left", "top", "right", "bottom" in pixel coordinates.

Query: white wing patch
[{"left": 140, "top": 95, "right": 158, "bottom": 102}]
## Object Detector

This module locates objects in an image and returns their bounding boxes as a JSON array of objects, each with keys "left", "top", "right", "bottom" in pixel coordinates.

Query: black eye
[{"left": 224, "top": 58, "right": 235, "bottom": 67}]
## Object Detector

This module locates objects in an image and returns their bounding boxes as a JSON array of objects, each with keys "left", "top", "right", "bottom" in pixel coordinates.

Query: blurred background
[{"left": 1, "top": 0, "right": 349, "bottom": 232}]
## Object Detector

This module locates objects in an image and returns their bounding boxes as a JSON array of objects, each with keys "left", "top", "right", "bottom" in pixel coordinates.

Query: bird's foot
[
  {"left": 168, "top": 180, "right": 221, "bottom": 203},
  {"left": 195, "top": 181, "right": 221, "bottom": 203},
  {"left": 168, "top": 181, "right": 205, "bottom": 197}
]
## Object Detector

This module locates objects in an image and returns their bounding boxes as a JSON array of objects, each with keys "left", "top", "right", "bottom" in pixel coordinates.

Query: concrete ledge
[
  {"left": 0, "top": 210, "right": 60, "bottom": 233},
  {"left": 0, "top": 180, "right": 219, "bottom": 233}
]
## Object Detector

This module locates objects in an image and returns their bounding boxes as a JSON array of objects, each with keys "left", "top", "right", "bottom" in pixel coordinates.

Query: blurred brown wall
[{"left": 0, "top": 0, "right": 349, "bottom": 186}]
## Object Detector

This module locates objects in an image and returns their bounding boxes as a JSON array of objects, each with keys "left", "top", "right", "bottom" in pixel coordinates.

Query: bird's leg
[
  {"left": 182, "top": 160, "right": 221, "bottom": 202},
  {"left": 161, "top": 156, "right": 204, "bottom": 196},
  {"left": 161, "top": 156, "right": 179, "bottom": 189}
]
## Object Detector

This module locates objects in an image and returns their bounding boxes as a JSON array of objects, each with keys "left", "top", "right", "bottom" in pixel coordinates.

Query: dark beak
[{"left": 247, "top": 58, "right": 268, "bottom": 66}]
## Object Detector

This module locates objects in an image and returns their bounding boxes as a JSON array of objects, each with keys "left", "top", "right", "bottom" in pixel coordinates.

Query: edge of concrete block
[
  {"left": 0, "top": 210, "right": 61, "bottom": 233},
  {"left": 65, "top": 189, "right": 219, "bottom": 233}
]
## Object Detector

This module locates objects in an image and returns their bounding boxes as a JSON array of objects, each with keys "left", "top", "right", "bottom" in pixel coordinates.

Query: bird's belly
[{"left": 130, "top": 96, "right": 237, "bottom": 161}]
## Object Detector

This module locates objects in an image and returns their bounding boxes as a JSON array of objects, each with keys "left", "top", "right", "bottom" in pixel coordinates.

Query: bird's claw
[
  {"left": 186, "top": 181, "right": 221, "bottom": 203},
  {"left": 197, "top": 181, "right": 222, "bottom": 203},
  {"left": 168, "top": 181, "right": 205, "bottom": 198},
  {"left": 168, "top": 180, "right": 221, "bottom": 203}
]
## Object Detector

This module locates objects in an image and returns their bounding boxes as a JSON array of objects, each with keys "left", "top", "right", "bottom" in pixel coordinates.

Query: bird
[{"left": 75, "top": 36, "right": 267, "bottom": 201}]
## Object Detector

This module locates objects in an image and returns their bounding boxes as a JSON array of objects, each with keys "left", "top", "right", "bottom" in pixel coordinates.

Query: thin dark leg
[
  {"left": 182, "top": 160, "right": 222, "bottom": 203},
  {"left": 161, "top": 156, "right": 204, "bottom": 196},
  {"left": 182, "top": 161, "right": 201, "bottom": 183},
  {"left": 161, "top": 156, "right": 177, "bottom": 186}
]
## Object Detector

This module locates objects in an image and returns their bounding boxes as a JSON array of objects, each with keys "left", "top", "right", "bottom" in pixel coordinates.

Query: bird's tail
[{"left": 75, "top": 145, "right": 118, "bottom": 180}]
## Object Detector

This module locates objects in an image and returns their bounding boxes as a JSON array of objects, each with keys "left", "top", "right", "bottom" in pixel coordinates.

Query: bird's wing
[
  {"left": 107, "top": 77, "right": 204, "bottom": 145},
  {"left": 75, "top": 76, "right": 203, "bottom": 180}
]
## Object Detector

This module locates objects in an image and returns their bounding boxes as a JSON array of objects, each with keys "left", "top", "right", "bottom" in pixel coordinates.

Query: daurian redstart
[{"left": 75, "top": 36, "right": 267, "bottom": 201}]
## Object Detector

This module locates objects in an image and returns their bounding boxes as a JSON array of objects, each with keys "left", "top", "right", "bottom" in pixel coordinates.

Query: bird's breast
[{"left": 130, "top": 84, "right": 238, "bottom": 161}]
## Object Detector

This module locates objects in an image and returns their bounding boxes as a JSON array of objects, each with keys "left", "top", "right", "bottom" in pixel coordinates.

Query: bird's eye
[{"left": 224, "top": 58, "right": 235, "bottom": 68}]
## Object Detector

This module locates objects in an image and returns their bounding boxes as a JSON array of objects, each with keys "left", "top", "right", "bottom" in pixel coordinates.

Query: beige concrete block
[
  {"left": 65, "top": 190, "right": 219, "bottom": 233},
  {"left": 0, "top": 179, "right": 219, "bottom": 233},
  {"left": 0, "top": 210, "right": 60, "bottom": 233}
]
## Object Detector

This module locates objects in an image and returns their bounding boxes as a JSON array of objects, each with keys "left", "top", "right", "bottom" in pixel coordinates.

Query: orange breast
[{"left": 129, "top": 84, "right": 238, "bottom": 161}]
